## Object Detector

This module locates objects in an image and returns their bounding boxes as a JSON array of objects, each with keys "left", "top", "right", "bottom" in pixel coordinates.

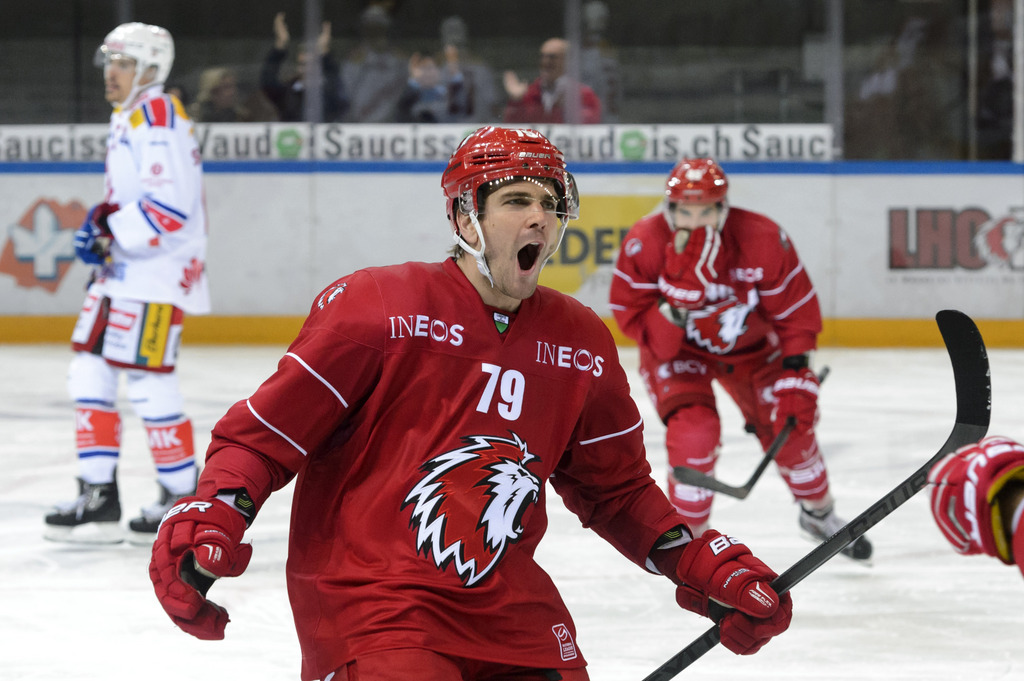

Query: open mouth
[{"left": 517, "top": 243, "right": 542, "bottom": 272}]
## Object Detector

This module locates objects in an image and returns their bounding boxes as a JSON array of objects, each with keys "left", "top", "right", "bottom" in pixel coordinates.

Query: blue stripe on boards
[{"left": 0, "top": 161, "right": 1021, "bottom": 175}]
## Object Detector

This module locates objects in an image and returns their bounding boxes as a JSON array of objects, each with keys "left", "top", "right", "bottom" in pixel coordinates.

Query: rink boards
[{"left": 1, "top": 157, "right": 1022, "bottom": 346}]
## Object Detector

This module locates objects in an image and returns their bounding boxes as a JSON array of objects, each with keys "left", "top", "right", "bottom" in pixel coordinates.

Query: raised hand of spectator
[
  {"left": 317, "top": 20, "right": 332, "bottom": 56},
  {"left": 407, "top": 53, "right": 441, "bottom": 89},
  {"left": 273, "top": 12, "right": 289, "bottom": 50},
  {"left": 503, "top": 70, "right": 527, "bottom": 100}
]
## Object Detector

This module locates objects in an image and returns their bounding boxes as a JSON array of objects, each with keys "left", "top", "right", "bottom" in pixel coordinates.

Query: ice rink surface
[{"left": 2, "top": 340, "right": 1023, "bottom": 681}]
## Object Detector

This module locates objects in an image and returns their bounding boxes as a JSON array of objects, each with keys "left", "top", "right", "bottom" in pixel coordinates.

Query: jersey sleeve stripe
[
  {"left": 246, "top": 399, "right": 308, "bottom": 456},
  {"left": 578, "top": 416, "right": 643, "bottom": 446},
  {"left": 760, "top": 263, "right": 805, "bottom": 296},
  {"left": 144, "top": 197, "right": 188, "bottom": 220},
  {"left": 142, "top": 97, "right": 171, "bottom": 128},
  {"left": 772, "top": 288, "right": 817, "bottom": 320},
  {"left": 140, "top": 198, "right": 187, "bottom": 234},
  {"left": 613, "top": 268, "right": 659, "bottom": 290},
  {"left": 285, "top": 352, "right": 349, "bottom": 408}
]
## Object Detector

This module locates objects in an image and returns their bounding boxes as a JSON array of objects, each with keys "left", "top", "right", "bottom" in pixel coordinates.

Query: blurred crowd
[
  {"left": 172, "top": 4, "right": 621, "bottom": 127},
  {"left": 4, "top": 1, "right": 1014, "bottom": 160}
]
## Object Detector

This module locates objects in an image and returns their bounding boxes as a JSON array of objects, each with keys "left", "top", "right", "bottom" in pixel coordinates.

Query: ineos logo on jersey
[
  {"left": 389, "top": 315, "right": 465, "bottom": 347},
  {"left": 535, "top": 341, "right": 604, "bottom": 376}
]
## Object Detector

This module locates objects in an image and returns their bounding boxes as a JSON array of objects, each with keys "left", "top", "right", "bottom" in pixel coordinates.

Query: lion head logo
[
  {"left": 974, "top": 209, "right": 1024, "bottom": 270},
  {"left": 401, "top": 433, "right": 541, "bottom": 587},
  {"left": 686, "top": 288, "right": 757, "bottom": 354}
]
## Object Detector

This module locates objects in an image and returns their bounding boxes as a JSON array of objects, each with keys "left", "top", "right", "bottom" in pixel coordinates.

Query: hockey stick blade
[
  {"left": 642, "top": 310, "right": 991, "bottom": 681},
  {"left": 671, "top": 367, "right": 830, "bottom": 499}
]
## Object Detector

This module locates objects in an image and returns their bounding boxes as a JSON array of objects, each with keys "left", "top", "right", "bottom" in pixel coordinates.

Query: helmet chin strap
[
  {"left": 454, "top": 211, "right": 495, "bottom": 287},
  {"left": 110, "top": 69, "right": 160, "bottom": 110},
  {"left": 454, "top": 199, "right": 570, "bottom": 288}
]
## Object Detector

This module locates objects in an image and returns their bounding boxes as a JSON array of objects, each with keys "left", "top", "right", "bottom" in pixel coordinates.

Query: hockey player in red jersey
[
  {"left": 45, "top": 23, "right": 209, "bottom": 545},
  {"left": 929, "top": 435, "right": 1024, "bottom": 579},
  {"left": 148, "top": 127, "right": 792, "bottom": 680},
  {"left": 609, "top": 158, "right": 872, "bottom": 561}
]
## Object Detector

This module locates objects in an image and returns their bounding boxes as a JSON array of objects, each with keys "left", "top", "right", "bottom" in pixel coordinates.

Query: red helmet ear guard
[
  {"left": 665, "top": 158, "right": 728, "bottom": 204},
  {"left": 442, "top": 126, "right": 579, "bottom": 228}
]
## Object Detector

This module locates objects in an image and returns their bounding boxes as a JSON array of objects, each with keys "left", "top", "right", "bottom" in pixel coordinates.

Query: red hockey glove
[
  {"left": 149, "top": 496, "right": 252, "bottom": 640},
  {"left": 928, "top": 436, "right": 1024, "bottom": 563},
  {"left": 658, "top": 225, "right": 722, "bottom": 310},
  {"left": 771, "top": 366, "right": 819, "bottom": 436},
  {"left": 651, "top": 528, "right": 792, "bottom": 655},
  {"left": 74, "top": 202, "right": 118, "bottom": 265}
]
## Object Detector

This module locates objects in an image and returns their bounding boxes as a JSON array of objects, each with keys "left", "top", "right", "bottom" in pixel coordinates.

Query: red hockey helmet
[
  {"left": 442, "top": 126, "right": 579, "bottom": 230},
  {"left": 665, "top": 158, "right": 728, "bottom": 204}
]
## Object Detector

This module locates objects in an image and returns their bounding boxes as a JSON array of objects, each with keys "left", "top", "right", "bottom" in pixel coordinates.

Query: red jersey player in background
[
  {"left": 929, "top": 435, "right": 1024, "bottom": 578},
  {"left": 148, "top": 127, "right": 792, "bottom": 680},
  {"left": 609, "top": 158, "right": 872, "bottom": 561}
]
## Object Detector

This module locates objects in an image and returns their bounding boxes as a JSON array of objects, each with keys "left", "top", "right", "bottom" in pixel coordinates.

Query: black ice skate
[
  {"left": 799, "top": 503, "right": 873, "bottom": 562},
  {"left": 44, "top": 478, "right": 122, "bottom": 544},
  {"left": 128, "top": 480, "right": 195, "bottom": 545}
]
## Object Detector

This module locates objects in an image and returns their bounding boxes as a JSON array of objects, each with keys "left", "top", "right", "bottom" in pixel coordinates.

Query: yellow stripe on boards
[{"left": 1, "top": 316, "right": 1021, "bottom": 348}]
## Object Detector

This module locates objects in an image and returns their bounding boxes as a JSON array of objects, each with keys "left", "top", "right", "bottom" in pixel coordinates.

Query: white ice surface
[{"left": 1, "top": 342, "right": 1022, "bottom": 681}]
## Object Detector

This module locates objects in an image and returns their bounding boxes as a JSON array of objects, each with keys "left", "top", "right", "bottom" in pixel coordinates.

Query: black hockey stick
[
  {"left": 642, "top": 309, "right": 991, "bottom": 681},
  {"left": 672, "top": 367, "right": 831, "bottom": 499}
]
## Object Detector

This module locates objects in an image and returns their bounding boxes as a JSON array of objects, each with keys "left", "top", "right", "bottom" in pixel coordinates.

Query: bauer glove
[
  {"left": 928, "top": 436, "right": 1024, "bottom": 563},
  {"left": 649, "top": 527, "right": 792, "bottom": 655},
  {"left": 149, "top": 495, "right": 252, "bottom": 640},
  {"left": 74, "top": 203, "right": 118, "bottom": 265},
  {"left": 658, "top": 224, "right": 722, "bottom": 310},
  {"left": 771, "top": 360, "right": 819, "bottom": 437}
]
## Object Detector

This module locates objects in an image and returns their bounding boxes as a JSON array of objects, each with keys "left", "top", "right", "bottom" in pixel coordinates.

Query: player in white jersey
[{"left": 44, "top": 23, "right": 210, "bottom": 545}]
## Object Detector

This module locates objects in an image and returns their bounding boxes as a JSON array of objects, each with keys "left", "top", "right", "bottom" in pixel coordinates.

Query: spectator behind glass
[
  {"left": 503, "top": 38, "right": 602, "bottom": 124},
  {"left": 438, "top": 15, "right": 499, "bottom": 123},
  {"left": 847, "top": 12, "right": 964, "bottom": 159},
  {"left": 977, "top": 0, "right": 1014, "bottom": 159},
  {"left": 165, "top": 82, "right": 189, "bottom": 109},
  {"left": 260, "top": 11, "right": 346, "bottom": 122},
  {"left": 190, "top": 67, "right": 253, "bottom": 122},
  {"left": 341, "top": 4, "right": 407, "bottom": 122},
  {"left": 397, "top": 53, "right": 449, "bottom": 123},
  {"left": 579, "top": 1, "right": 622, "bottom": 123}
]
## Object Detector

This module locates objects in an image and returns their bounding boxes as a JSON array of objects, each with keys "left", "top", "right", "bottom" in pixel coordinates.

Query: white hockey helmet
[{"left": 95, "top": 23, "right": 175, "bottom": 89}]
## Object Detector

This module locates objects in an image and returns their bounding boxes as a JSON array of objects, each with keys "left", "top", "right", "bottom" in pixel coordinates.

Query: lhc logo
[
  {"left": 889, "top": 206, "right": 1024, "bottom": 270},
  {"left": 0, "top": 198, "right": 87, "bottom": 292}
]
